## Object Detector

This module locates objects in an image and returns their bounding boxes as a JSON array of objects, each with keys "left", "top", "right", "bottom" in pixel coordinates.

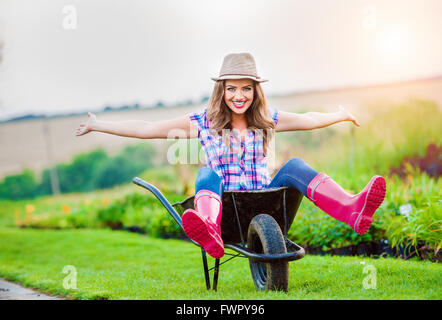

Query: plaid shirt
[{"left": 190, "top": 106, "right": 279, "bottom": 191}]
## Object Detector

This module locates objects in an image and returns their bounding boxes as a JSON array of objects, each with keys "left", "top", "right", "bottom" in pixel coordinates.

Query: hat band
[{"left": 219, "top": 73, "right": 261, "bottom": 79}]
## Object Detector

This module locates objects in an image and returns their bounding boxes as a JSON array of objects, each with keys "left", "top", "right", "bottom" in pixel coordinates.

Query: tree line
[{"left": 0, "top": 143, "right": 156, "bottom": 200}]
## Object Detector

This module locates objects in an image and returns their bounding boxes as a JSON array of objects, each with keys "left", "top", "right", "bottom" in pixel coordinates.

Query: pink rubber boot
[
  {"left": 182, "top": 190, "right": 224, "bottom": 259},
  {"left": 307, "top": 173, "right": 386, "bottom": 235}
]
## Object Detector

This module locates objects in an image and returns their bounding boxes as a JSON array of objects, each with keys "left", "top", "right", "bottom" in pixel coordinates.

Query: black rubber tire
[{"left": 247, "top": 214, "right": 289, "bottom": 292}]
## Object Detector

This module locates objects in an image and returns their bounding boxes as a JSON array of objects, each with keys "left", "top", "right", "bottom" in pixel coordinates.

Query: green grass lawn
[{"left": 0, "top": 227, "right": 441, "bottom": 300}]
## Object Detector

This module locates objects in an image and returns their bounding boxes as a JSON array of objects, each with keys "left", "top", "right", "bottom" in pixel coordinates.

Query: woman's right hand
[{"left": 75, "top": 112, "right": 97, "bottom": 136}]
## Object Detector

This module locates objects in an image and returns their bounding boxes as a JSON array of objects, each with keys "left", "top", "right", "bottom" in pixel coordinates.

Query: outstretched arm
[
  {"left": 75, "top": 112, "right": 198, "bottom": 139},
  {"left": 276, "top": 105, "right": 360, "bottom": 132}
]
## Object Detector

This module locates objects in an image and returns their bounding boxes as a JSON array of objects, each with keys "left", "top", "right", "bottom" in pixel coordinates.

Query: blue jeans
[{"left": 195, "top": 157, "right": 318, "bottom": 198}]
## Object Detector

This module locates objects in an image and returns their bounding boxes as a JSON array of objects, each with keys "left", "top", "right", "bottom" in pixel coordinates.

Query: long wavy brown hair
[{"left": 206, "top": 80, "right": 275, "bottom": 155}]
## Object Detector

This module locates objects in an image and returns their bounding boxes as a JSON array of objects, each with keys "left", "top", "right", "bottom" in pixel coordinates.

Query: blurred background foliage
[{"left": 0, "top": 143, "right": 156, "bottom": 199}]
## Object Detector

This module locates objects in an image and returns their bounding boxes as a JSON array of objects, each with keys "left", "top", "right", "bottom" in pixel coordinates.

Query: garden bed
[
  {"left": 303, "top": 240, "right": 442, "bottom": 262},
  {"left": 117, "top": 224, "right": 442, "bottom": 262}
]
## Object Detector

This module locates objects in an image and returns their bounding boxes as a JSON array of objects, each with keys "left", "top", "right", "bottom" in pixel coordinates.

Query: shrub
[
  {"left": 375, "top": 171, "right": 441, "bottom": 254},
  {"left": 94, "top": 143, "right": 156, "bottom": 189},
  {"left": 0, "top": 142, "right": 156, "bottom": 200},
  {"left": 0, "top": 169, "right": 38, "bottom": 200},
  {"left": 95, "top": 191, "right": 185, "bottom": 237},
  {"left": 287, "top": 198, "right": 384, "bottom": 251}
]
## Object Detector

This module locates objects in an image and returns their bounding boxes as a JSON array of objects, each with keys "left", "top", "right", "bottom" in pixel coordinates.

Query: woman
[{"left": 76, "top": 52, "right": 386, "bottom": 259}]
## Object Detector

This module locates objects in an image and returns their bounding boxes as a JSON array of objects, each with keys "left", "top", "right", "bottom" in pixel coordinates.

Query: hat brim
[{"left": 211, "top": 75, "right": 268, "bottom": 83}]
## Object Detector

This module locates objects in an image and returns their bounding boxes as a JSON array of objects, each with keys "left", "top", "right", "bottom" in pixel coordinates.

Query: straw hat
[{"left": 211, "top": 52, "right": 268, "bottom": 83}]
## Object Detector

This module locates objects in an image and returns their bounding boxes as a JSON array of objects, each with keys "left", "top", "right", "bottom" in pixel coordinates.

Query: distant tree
[
  {"left": 37, "top": 169, "right": 54, "bottom": 196},
  {"left": 52, "top": 149, "right": 108, "bottom": 193},
  {"left": 6, "top": 114, "right": 46, "bottom": 123},
  {"left": 94, "top": 143, "right": 155, "bottom": 189},
  {"left": 155, "top": 101, "right": 165, "bottom": 108},
  {"left": 0, "top": 169, "right": 37, "bottom": 200},
  {"left": 0, "top": 143, "right": 156, "bottom": 199},
  {"left": 200, "top": 95, "right": 210, "bottom": 104}
]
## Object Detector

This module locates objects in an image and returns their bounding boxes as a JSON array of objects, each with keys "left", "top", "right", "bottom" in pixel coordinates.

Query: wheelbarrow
[{"left": 132, "top": 176, "right": 306, "bottom": 292}]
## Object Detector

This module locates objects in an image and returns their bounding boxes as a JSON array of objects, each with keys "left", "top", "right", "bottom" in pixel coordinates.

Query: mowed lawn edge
[{"left": 0, "top": 227, "right": 441, "bottom": 300}]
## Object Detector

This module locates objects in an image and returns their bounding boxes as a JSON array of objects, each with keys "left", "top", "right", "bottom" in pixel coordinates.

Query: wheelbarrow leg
[
  {"left": 213, "top": 258, "right": 220, "bottom": 291},
  {"left": 201, "top": 248, "right": 211, "bottom": 290},
  {"left": 201, "top": 249, "right": 221, "bottom": 291}
]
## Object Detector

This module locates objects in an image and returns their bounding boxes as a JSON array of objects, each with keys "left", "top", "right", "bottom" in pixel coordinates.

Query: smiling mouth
[{"left": 232, "top": 101, "right": 246, "bottom": 108}]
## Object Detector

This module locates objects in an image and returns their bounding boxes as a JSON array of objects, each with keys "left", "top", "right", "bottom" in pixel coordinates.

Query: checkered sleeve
[
  {"left": 267, "top": 106, "right": 279, "bottom": 126},
  {"left": 189, "top": 108, "right": 208, "bottom": 138}
]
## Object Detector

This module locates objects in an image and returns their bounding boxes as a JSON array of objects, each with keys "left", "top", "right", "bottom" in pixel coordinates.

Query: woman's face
[{"left": 224, "top": 79, "right": 254, "bottom": 116}]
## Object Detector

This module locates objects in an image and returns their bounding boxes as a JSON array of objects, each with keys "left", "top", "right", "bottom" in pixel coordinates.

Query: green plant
[
  {"left": 0, "top": 169, "right": 38, "bottom": 200},
  {"left": 0, "top": 142, "right": 157, "bottom": 200},
  {"left": 95, "top": 191, "right": 185, "bottom": 236},
  {"left": 94, "top": 143, "right": 156, "bottom": 189},
  {"left": 376, "top": 172, "right": 441, "bottom": 256},
  {"left": 288, "top": 200, "right": 383, "bottom": 251}
]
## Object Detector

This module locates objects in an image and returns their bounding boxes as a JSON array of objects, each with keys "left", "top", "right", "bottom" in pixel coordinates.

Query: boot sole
[
  {"left": 353, "top": 176, "right": 386, "bottom": 235},
  {"left": 182, "top": 210, "right": 225, "bottom": 259}
]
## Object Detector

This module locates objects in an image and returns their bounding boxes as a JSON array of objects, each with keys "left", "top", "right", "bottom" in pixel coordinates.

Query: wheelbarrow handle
[
  {"left": 132, "top": 177, "right": 184, "bottom": 230},
  {"left": 132, "top": 177, "right": 206, "bottom": 248}
]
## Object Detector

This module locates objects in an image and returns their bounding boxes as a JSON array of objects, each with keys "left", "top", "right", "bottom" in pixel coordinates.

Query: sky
[{"left": 0, "top": 0, "right": 441, "bottom": 121}]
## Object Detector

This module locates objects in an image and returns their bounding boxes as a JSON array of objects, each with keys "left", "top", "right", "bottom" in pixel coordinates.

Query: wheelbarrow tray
[
  {"left": 173, "top": 187, "right": 302, "bottom": 244},
  {"left": 133, "top": 177, "right": 305, "bottom": 262}
]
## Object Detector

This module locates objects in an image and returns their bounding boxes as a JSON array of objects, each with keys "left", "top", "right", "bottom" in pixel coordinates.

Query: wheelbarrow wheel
[{"left": 247, "top": 214, "right": 289, "bottom": 292}]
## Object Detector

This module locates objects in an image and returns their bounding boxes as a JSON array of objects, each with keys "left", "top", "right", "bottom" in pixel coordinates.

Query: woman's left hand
[{"left": 338, "top": 105, "right": 360, "bottom": 127}]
